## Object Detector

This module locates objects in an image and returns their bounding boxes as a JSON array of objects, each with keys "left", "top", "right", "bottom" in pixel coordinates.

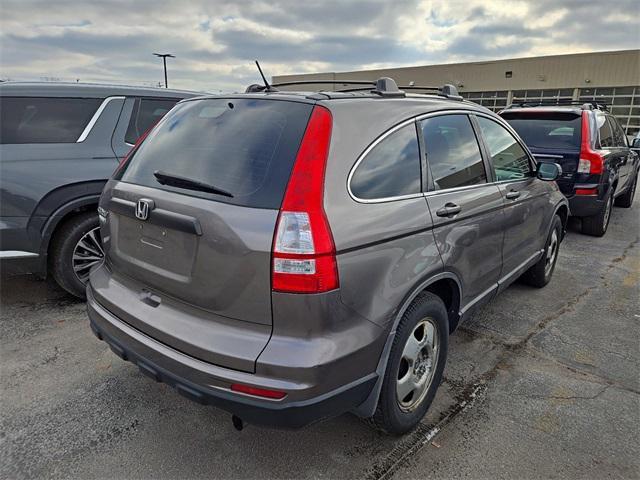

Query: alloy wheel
[
  {"left": 72, "top": 226, "right": 104, "bottom": 283},
  {"left": 396, "top": 318, "right": 439, "bottom": 412},
  {"left": 603, "top": 195, "right": 612, "bottom": 231},
  {"left": 544, "top": 229, "right": 559, "bottom": 277}
]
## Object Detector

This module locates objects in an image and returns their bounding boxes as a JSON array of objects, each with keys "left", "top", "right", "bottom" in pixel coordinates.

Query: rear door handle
[
  {"left": 436, "top": 203, "right": 462, "bottom": 217},
  {"left": 505, "top": 190, "right": 521, "bottom": 200}
]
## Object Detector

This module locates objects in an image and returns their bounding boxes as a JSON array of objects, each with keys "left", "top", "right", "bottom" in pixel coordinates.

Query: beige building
[{"left": 274, "top": 49, "right": 640, "bottom": 136}]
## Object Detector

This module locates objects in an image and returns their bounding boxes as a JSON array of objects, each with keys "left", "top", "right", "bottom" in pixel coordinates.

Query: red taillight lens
[
  {"left": 231, "top": 383, "right": 286, "bottom": 399},
  {"left": 575, "top": 188, "right": 598, "bottom": 196},
  {"left": 272, "top": 106, "right": 338, "bottom": 294},
  {"left": 580, "top": 112, "right": 604, "bottom": 174}
]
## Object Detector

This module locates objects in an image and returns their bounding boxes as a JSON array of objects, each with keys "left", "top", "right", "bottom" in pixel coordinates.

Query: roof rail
[
  {"left": 505, "top": 99, "right": 609, "bottom": 111},
  {"left": 248, "top": 77, "right": 463, "bottom": 101}
]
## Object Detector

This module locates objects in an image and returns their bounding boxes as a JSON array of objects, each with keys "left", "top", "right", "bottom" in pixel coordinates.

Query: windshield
[
  {"left": 502, "top": 112, "right": 582, "bottom": 150},
  {"left": 118, "top": 98, "right": 313, "bottom": 209}
]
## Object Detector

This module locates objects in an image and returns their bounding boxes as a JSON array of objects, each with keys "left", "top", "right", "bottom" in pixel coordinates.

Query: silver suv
[{"left": 87, "top": 78, "right": 568, "bottom": 434}]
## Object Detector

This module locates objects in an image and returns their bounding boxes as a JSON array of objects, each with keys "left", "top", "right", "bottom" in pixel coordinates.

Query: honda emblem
[{"left": 135, "top": 199, "right": 153, "bottom": 221}]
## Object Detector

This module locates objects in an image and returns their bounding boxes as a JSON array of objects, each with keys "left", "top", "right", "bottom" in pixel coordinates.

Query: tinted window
[
  {"left": 0, "top": 97, "right": 102, "bottom": 144},
  {"left": 420, "top": 115, "right": 486, "bottom": 190},
  {"left": 125, "top": 98, "right": 179, "bottom": 144},
  {"left": 350, "top": 124, "right": 421, "bottom": 199},
  {"left": 597, "top": 114, "right": 615, "bottom": 147},
  {"left": 477, "top": 116, "right": 533, "bottom": 181},
  {"left": 609, "top": 116, "right": 627, "bottom": 147},
  {"left": 119, "top": 98, "right": 313, "bottom": 209},
  {"left": 502, "top": 112, "right": 582, "bottom": 150}
]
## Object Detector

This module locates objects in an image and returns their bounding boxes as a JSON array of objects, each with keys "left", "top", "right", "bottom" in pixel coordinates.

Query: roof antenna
[{"left": 255, "top": 60, "right": 276, "bottom": 92}]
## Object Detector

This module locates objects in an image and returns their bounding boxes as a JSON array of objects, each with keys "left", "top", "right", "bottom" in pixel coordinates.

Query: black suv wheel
[{"left": 50, "top": 212, "right": 104, "bottom": 298}]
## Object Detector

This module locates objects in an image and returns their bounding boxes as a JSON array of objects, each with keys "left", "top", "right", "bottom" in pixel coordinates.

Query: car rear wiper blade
[{"left": 153, "top": 171, "right": 234, "bottom": 198}]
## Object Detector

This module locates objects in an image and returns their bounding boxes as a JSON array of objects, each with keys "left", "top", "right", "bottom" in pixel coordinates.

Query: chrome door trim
[
  {"left": 76, "top": 96, "right": 126, "bottom": 143},
  {"left": 0, "top": 250, "right": 39, "bottom": 259},
  {"left": 458, "top": 249, "right": 543, "bottom": 315},
  {"left": 497, "top": 249, "right": 544, "bottom": 286}
]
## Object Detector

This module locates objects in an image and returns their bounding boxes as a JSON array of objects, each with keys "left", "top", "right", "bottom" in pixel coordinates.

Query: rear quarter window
[
  {"left": 118, "top": 98, "right": 313, "bottom": 209},
  {"left": 350, "top": 123, "right": 421, "bottom": 200},
  {"left": 0, "top": 97, "right": 102, "bottom": 144}
]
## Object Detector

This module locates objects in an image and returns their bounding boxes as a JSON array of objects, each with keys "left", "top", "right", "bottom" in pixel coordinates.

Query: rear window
[
  {"left": 125, "top": 98, "right": 180, "bottom": 144},
  {"left": 501, "top": 112, "right": 582, "bottom": 150},
  {"left": 0, "top": 97, "right": 102, "bottom": 144},
  {"left": 118, "top": 98, "right": 313, "bottom": 209}
]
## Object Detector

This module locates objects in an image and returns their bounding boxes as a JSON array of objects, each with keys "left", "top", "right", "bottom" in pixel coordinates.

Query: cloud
[{"left": 0, "top": 0, "right": 637, "bottom": 92}]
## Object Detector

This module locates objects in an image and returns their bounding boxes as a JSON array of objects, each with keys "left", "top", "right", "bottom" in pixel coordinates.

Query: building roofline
[{"left": 275, "top": 49, "right": 640, "bottom": 79}]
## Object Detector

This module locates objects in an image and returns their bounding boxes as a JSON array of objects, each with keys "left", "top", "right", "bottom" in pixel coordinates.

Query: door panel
[
  {"left": 496, "top": 178, "right": 548, "bottom": 279},
  {"left": 426, "top": 185, "right": 504, "bottom": 308}
]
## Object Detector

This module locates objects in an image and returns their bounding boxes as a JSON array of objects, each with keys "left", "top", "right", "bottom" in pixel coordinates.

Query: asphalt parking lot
[{"left": 1, "top": 199, "right": 638, "bottom": 480}]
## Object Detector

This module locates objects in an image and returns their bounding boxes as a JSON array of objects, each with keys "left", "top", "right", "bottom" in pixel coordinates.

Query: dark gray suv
[
  {"left": 0, "top": 82, "right": 199, "bottom": 296},
  {"left": 87, "top": 78, "right": 568, "bottom": 434}
]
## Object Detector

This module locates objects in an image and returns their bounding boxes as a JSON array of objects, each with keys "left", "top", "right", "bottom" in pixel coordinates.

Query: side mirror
[
  {"left": 632, "top": 137, "right": 640, "bottom": 149},
  {"left": 537, "top": 162, "right": 562, "bottom": 181}
]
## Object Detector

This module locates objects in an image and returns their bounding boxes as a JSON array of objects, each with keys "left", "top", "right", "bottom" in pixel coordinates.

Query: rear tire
[
  {"left": 50, "top": 211, "right": 103, "bottom": 298},
  {"left": 614, "top": 175, "right": 637, "bottom": 208},
  {"left": 581, "top": 191, "right": 613, "bottom": 237},
  {"left": 368, "top": 292, "right": 448, "bottom": 435},
  {"left": 520, "top": 215, "right": 562, "bottom": 288}
]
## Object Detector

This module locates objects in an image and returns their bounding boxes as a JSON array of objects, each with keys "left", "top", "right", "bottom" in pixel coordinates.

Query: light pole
[{"left": 153, "top": 53, "right": 175, "bottom": 88}]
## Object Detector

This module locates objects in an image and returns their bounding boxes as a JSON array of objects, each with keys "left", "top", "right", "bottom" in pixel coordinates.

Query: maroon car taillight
[{"left": 271, "top": 105, "right": 339, "bottom": 294}]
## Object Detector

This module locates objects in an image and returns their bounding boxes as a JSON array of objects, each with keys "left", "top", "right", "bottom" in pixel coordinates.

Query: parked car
[
  {"left": 500, "top": 102, "right": 639, "bottom": 237},
  {"left": 0, "top": 82, "right": 200, "bottom": 296},
  {"left": 87, "top": 78, "right": 568, "bottom": 434}
]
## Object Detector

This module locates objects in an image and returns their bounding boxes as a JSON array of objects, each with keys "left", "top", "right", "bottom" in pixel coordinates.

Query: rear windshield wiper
[{"left": 153, "top": 171, "right": 233, "bottom": 198}]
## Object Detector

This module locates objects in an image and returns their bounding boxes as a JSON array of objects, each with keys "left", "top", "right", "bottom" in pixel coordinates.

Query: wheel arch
[{"left": 352, "top": 271, "right": 462, "bottom": 418}]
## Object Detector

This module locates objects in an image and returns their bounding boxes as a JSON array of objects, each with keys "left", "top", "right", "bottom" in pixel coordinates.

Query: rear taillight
[
  {"left": 578, "top": 111, "right": 604, "bottom": 175},
  {"left": 271, "top": 106, "right": 338, "bottom": 294}
]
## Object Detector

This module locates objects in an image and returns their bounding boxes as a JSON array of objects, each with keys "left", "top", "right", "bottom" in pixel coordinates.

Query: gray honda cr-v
[{"left": 87, "top": 78, "right": 568, "bottom": 434}]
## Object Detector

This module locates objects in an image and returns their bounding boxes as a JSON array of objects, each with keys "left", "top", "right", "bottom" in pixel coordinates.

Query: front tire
[
  {"left": 369, "top": 292, "right": 449, "bottom": 435},
  {"left": 615, "top": 175, "right": 637, "bottom": 208},
  {"left": 49, "top": 212, "right": 104, "bottom": 298},
  {"left": 520, "top": 215, "right": 562, "bottom": 288}
]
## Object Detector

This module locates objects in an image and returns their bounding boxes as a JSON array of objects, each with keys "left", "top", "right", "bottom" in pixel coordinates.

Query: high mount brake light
[
  {"left": 271, "top": 106, "right": 339, "bottom": 294},
  {"left": 579, "top": 111, "right": 604, "bottom": 175}
]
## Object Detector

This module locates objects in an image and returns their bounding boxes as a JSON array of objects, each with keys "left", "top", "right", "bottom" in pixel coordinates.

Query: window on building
[
  {"left": 580, "top": 86, "right": 640, "bottom": 137},
  {"left": 460, "top": 91, "right": 508, "bottom": 112},
  {"left": 0, "top": 97, "right": 102, "bottom": 144},
  {"left": 350, "top": 123, "right": 421, "bottom": 199},
  {"left": 420, "top": 114, "right": 487, "bottom": 190}
]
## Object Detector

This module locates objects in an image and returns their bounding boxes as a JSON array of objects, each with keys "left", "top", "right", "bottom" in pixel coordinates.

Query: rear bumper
[
  {"left": 86, "top": 286, "right": 377, "bottom": 428},
  {"left": 568, "top": 194, "right": 604, "bottom": 217}
]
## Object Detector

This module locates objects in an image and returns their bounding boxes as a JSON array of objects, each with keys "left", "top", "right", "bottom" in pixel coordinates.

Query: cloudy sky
[{"left": 1, "top": 0, "right": 638, "bottom": 92}]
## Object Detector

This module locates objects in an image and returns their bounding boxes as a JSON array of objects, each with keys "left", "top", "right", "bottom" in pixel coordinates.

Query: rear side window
[
  {"left": 350, "top": 123, "right": 421, "bottom": 200},
  {"left": 0, "top": 97, "right": 102, "bottom": 144},
  {"left": 420, "top": 114, "right": 486, "bottom": 190},
  {"left": 597, "top": 114, "right": 615, "bottom": 148},
  {"left": 119, "top": 98, "right": 313, "bottom": 209},
  {"left": 502, "top": 112, "right": 582, "bottom": 150},
  {"left": 609, "top": 116, "right": 627, "bottom": 147},
  {"left": 476, "top": 116, "right": 533, "bottom": 182},
  {"left": 125, "top": 98, "right": 180, "bottom": 144}
]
